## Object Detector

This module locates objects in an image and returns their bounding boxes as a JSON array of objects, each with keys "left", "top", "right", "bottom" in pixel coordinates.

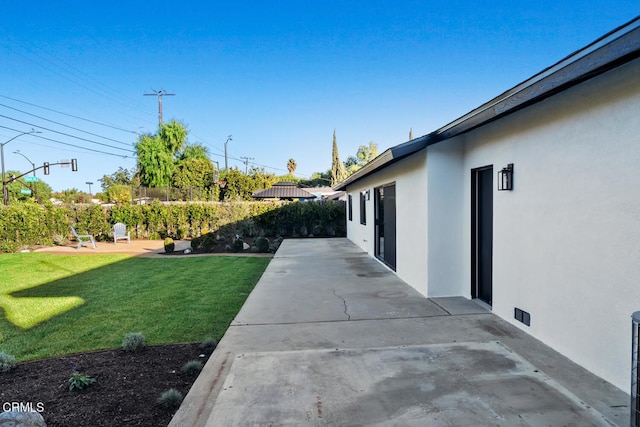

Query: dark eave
[{"left": 335, "top": 16, "right": 640, "bottom": 191}]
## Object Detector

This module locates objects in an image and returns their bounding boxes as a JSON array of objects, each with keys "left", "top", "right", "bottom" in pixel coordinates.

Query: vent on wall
[{"left": 515, "top": 308, "right": 531, "bottom": 326}]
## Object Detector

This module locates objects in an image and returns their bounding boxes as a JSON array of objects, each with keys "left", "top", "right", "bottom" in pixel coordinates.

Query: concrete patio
[{"left": 170, "top": 238, "right": 630, "bottom": 426}]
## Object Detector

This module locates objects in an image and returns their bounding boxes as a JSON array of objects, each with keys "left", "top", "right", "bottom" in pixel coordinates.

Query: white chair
[
  {"left": 113, "top": 222, "right": 130, "bottom": 244},
  {"left": 70, "top": 226, "right": 96, "bottom": 249}
]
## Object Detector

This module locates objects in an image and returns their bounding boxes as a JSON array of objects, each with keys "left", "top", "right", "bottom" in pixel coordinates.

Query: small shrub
[
  {"left": 190, "top": 236, "right": 201, "bottom": 250},
  {"left": 254, "top": 236, "right": 270, "bottom": 253},
  {"left": 200, "top": 338, "right": 218, "bottom": 352},
  {"left": 52, "top": 234, "right": 68, "bottom": 246},
  {"left": 164, "top": 237, "right": 175, "bottom": 253},
  {"left": 0, "top": 352, "right": 16, "bottom": 373},
  {"left": 181, "top": 360, "right": 204, "bottom": 376},
  {"left": 68, "top": 366, "right": 96, "bottom": 391},
  {"left": 157, "top": 388, "right": 183, "bottom": 409},
  {"left": 202, "top": 233, "right": 216, "bottom": 252},
  {"left": 231, "top": 238, "right": 244, "bottom": 253},
  {"left": 122, "top": 332, "right": 145, "bottom": 352},
  {"left": 269, "top": 236, "right": 284, "bottom": 253}
]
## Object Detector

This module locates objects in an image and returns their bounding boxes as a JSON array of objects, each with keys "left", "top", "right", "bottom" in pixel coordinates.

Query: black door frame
[
  {"left": 471, "top": 166, "right": 493, "bottom": 305},
  {"left": 374, "top": 182, "right": 396, "bottom": 271}
]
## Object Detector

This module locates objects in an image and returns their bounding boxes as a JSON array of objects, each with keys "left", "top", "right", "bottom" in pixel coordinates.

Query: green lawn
[{"left": 0, "top": 253, "right": 271, "bottom": 361}]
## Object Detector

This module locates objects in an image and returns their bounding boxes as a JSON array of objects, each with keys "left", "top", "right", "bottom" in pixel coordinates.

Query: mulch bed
[{"left": 0, "top": 343, "right": 211, "bottom": 427}]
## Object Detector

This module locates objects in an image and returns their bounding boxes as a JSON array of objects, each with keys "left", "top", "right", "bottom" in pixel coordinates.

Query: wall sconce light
[
  {"left": 365, "top": 189, "right": 371, "bottom": 200},
  {"left": 498, "top": 163, "right": 514, "bottom": 191}
]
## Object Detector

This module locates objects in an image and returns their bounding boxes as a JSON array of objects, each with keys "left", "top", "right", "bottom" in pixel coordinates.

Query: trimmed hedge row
[{"left": 0, "top": 200, "right": 346, "bottom": 253}]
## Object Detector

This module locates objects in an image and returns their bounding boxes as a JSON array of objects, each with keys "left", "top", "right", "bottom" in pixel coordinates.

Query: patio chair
[
  {"left": 70, "top": 226, "right": 96, "bottom": 249},
  {"left": 113, "top": 222, "right": 130, "bottom": 244}
]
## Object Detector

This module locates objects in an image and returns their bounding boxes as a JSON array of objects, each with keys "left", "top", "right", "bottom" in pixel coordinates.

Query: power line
[
  {"left": 0, "top": 115, "right": 134, "bottom": 153},
  {"left": 0, "top": 94, "right": 138, "bottom": 134},
  {"left": 0, "top": 102, "right": 133, "bottom": 147},
  {"left": 0, "top": 125, "right": 134, "bottom": 158},
  {"left": 0, "top": 32, "right": 154, "bottom": 119}
]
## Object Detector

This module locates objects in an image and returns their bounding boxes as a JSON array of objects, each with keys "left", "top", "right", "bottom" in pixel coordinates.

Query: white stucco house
[{"left": 335, "top": 17, "right": 640, "bottom": 393}]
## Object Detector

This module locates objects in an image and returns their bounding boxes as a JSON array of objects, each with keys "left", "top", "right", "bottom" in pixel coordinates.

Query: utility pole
[
  {"left": 224, "top": 135, "right": 232, "bottom": 171},
  {"left": 240, "top": 156, "right": 254, "bottom": 174},
  {"left": 144, "top": 89, "right": 175, "bottom": 127}
]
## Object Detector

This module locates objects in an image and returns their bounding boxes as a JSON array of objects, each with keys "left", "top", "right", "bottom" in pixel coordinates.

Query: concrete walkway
[{"left": 170, "top": 238, "right": 629, "bottom": 426}]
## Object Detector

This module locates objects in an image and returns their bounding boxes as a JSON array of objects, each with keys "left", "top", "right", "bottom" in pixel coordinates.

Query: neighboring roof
[
  {"left": 252, "top": 182, "right": 316, "bottom": 199},
  {"left": 303, "top": 186, "right": 344, "bottom": 198},
  {"left": 335, "top": 16, "right": 640, "bottom": 191},
  {"left": 326, "top": 190, "right": 346, "bottom": 201},
  {"left": 304, "top": 186, "right": 335, "bottom": 194}
]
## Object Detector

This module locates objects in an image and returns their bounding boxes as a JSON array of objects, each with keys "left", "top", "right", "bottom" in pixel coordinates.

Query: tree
[
  {"left": 287, "top": 158, "right": 297, "bottom": 175},
  {"left": 179, "top": 144, "right": 209, "bottom": 161},
  {"left": 4, "top": 170, "right": 53, "bottom": 204},
  {"left": 172, "top": 157, "right": 215, "bottom": 189},
  {"left": 98, "top": 167, "right": 134, "bottom": 191},
  {"left": 343, "top": 142, "right": 378, "bottom": 176},
  {"left": 217, "top": 167, "right": 278, "bottom": 201},
  {"left": 330, "top": 130, "right": 347, "bottom": 186},
  {"left": 356, "top": 142, "right": 378, "bottom": 165},
  {"left": 344, "top": 156, "right": 359, "bottom": 175},
  {"left": 219, "top": 168, "right": 254, "bottom": 201},
  {"left": 135, "top": 120, "right": 189, "bottom": 187},
  {"left": 104, "top": 184, "right": 132, "bottom": 204},
  {"left": 301, "top": 170, "right": 331, "bottom": 187},
  {"left": 136, "top": 133, "right": 174, "bottom": 187},
  {"left": 251, "top": 167, "right": 278, "bottom": 192},
  {"left": 52, "top": 188, "right": 91, "bottom": 204},
  {"left": 158, "top": 120, "right": 188, "bottom": 153}
]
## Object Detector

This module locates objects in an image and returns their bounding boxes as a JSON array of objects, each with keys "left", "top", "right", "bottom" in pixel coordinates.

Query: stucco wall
[
  {"left": 425, "top": 136, "right": 467, "bottom": 297},
  {"left": 345, "top": 150, "right": 428, "bottom": 295},
  {"left": 344, "top": 57, "right": 639, "bottom": 392},
  {"left": 451, "top": 58, "right": 640, "bottom": 392}
]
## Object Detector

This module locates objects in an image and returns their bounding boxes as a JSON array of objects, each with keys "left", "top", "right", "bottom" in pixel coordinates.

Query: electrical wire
[
  {"left": 0, "top": 32, "right": 154, "bottom": 120},
  {"left": 0, "top": 94, "right": 138, "bottom": 134},
  {"left": 0, "top": 124, "right": 134, "bottom": 158},
  {"left": 0, "top": 114, "right": 133, "bottom": 153},
  {"left": 0, "top": 102, "right": 134, "bottom": 147}
]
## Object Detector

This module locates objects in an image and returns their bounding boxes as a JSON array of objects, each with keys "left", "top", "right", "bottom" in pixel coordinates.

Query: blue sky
[{"left": 0, "top": 1, "right": 637, "bottom": 192}]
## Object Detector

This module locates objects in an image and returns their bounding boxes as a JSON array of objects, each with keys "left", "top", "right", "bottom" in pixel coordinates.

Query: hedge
[{"left": 0, "top": 200, "right": 346, "bottom": 253}]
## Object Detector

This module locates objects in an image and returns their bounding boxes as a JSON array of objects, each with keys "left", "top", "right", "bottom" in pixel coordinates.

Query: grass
[{"left": 0, "top": 253, "right": 271, "bottom": 361}]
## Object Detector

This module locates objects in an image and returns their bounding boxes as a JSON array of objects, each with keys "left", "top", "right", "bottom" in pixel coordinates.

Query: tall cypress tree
[{"left": 330, "top": 130, "right": 347, "bottom": 186}]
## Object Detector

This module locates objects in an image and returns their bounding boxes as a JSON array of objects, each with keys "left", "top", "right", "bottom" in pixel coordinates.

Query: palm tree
[{"left": 287, "top": 158, "right": 297, "bottom": 175}]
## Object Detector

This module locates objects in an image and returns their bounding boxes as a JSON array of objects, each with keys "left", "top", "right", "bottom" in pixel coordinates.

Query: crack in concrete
[{"left": 332, "top": 290, "right": 351, "bottom": 321}]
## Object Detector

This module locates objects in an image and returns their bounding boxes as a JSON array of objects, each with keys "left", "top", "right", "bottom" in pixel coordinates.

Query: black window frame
[{"left": 347, "top": 194, "right": 353, "bottom": 221}]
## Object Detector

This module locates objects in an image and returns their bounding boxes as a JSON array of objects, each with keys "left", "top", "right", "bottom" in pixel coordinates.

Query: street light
[
  {"left": 13, "top": 150, "right": 36, "bottom": 176},
  {"left": 13, "top": 150, "right": 37, "bottom": 200},
  {"left": 86, "top": 181, "right": 93, "bottom": 196},
  {"left": 2, "top": 129, "right": 41, "bottom": 205}
]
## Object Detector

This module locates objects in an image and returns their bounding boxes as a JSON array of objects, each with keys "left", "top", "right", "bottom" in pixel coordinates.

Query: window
[
  {"left": 348, "top": 194, "right": 353, "bottom": 221},
  {"left": 360, "top": 191, "right": 367, "bottom": 225}
]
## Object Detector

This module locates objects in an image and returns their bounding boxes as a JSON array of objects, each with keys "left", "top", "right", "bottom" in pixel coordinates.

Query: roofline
[{"left": 335, "top": 16, "right": 640, "bottom": 191}]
